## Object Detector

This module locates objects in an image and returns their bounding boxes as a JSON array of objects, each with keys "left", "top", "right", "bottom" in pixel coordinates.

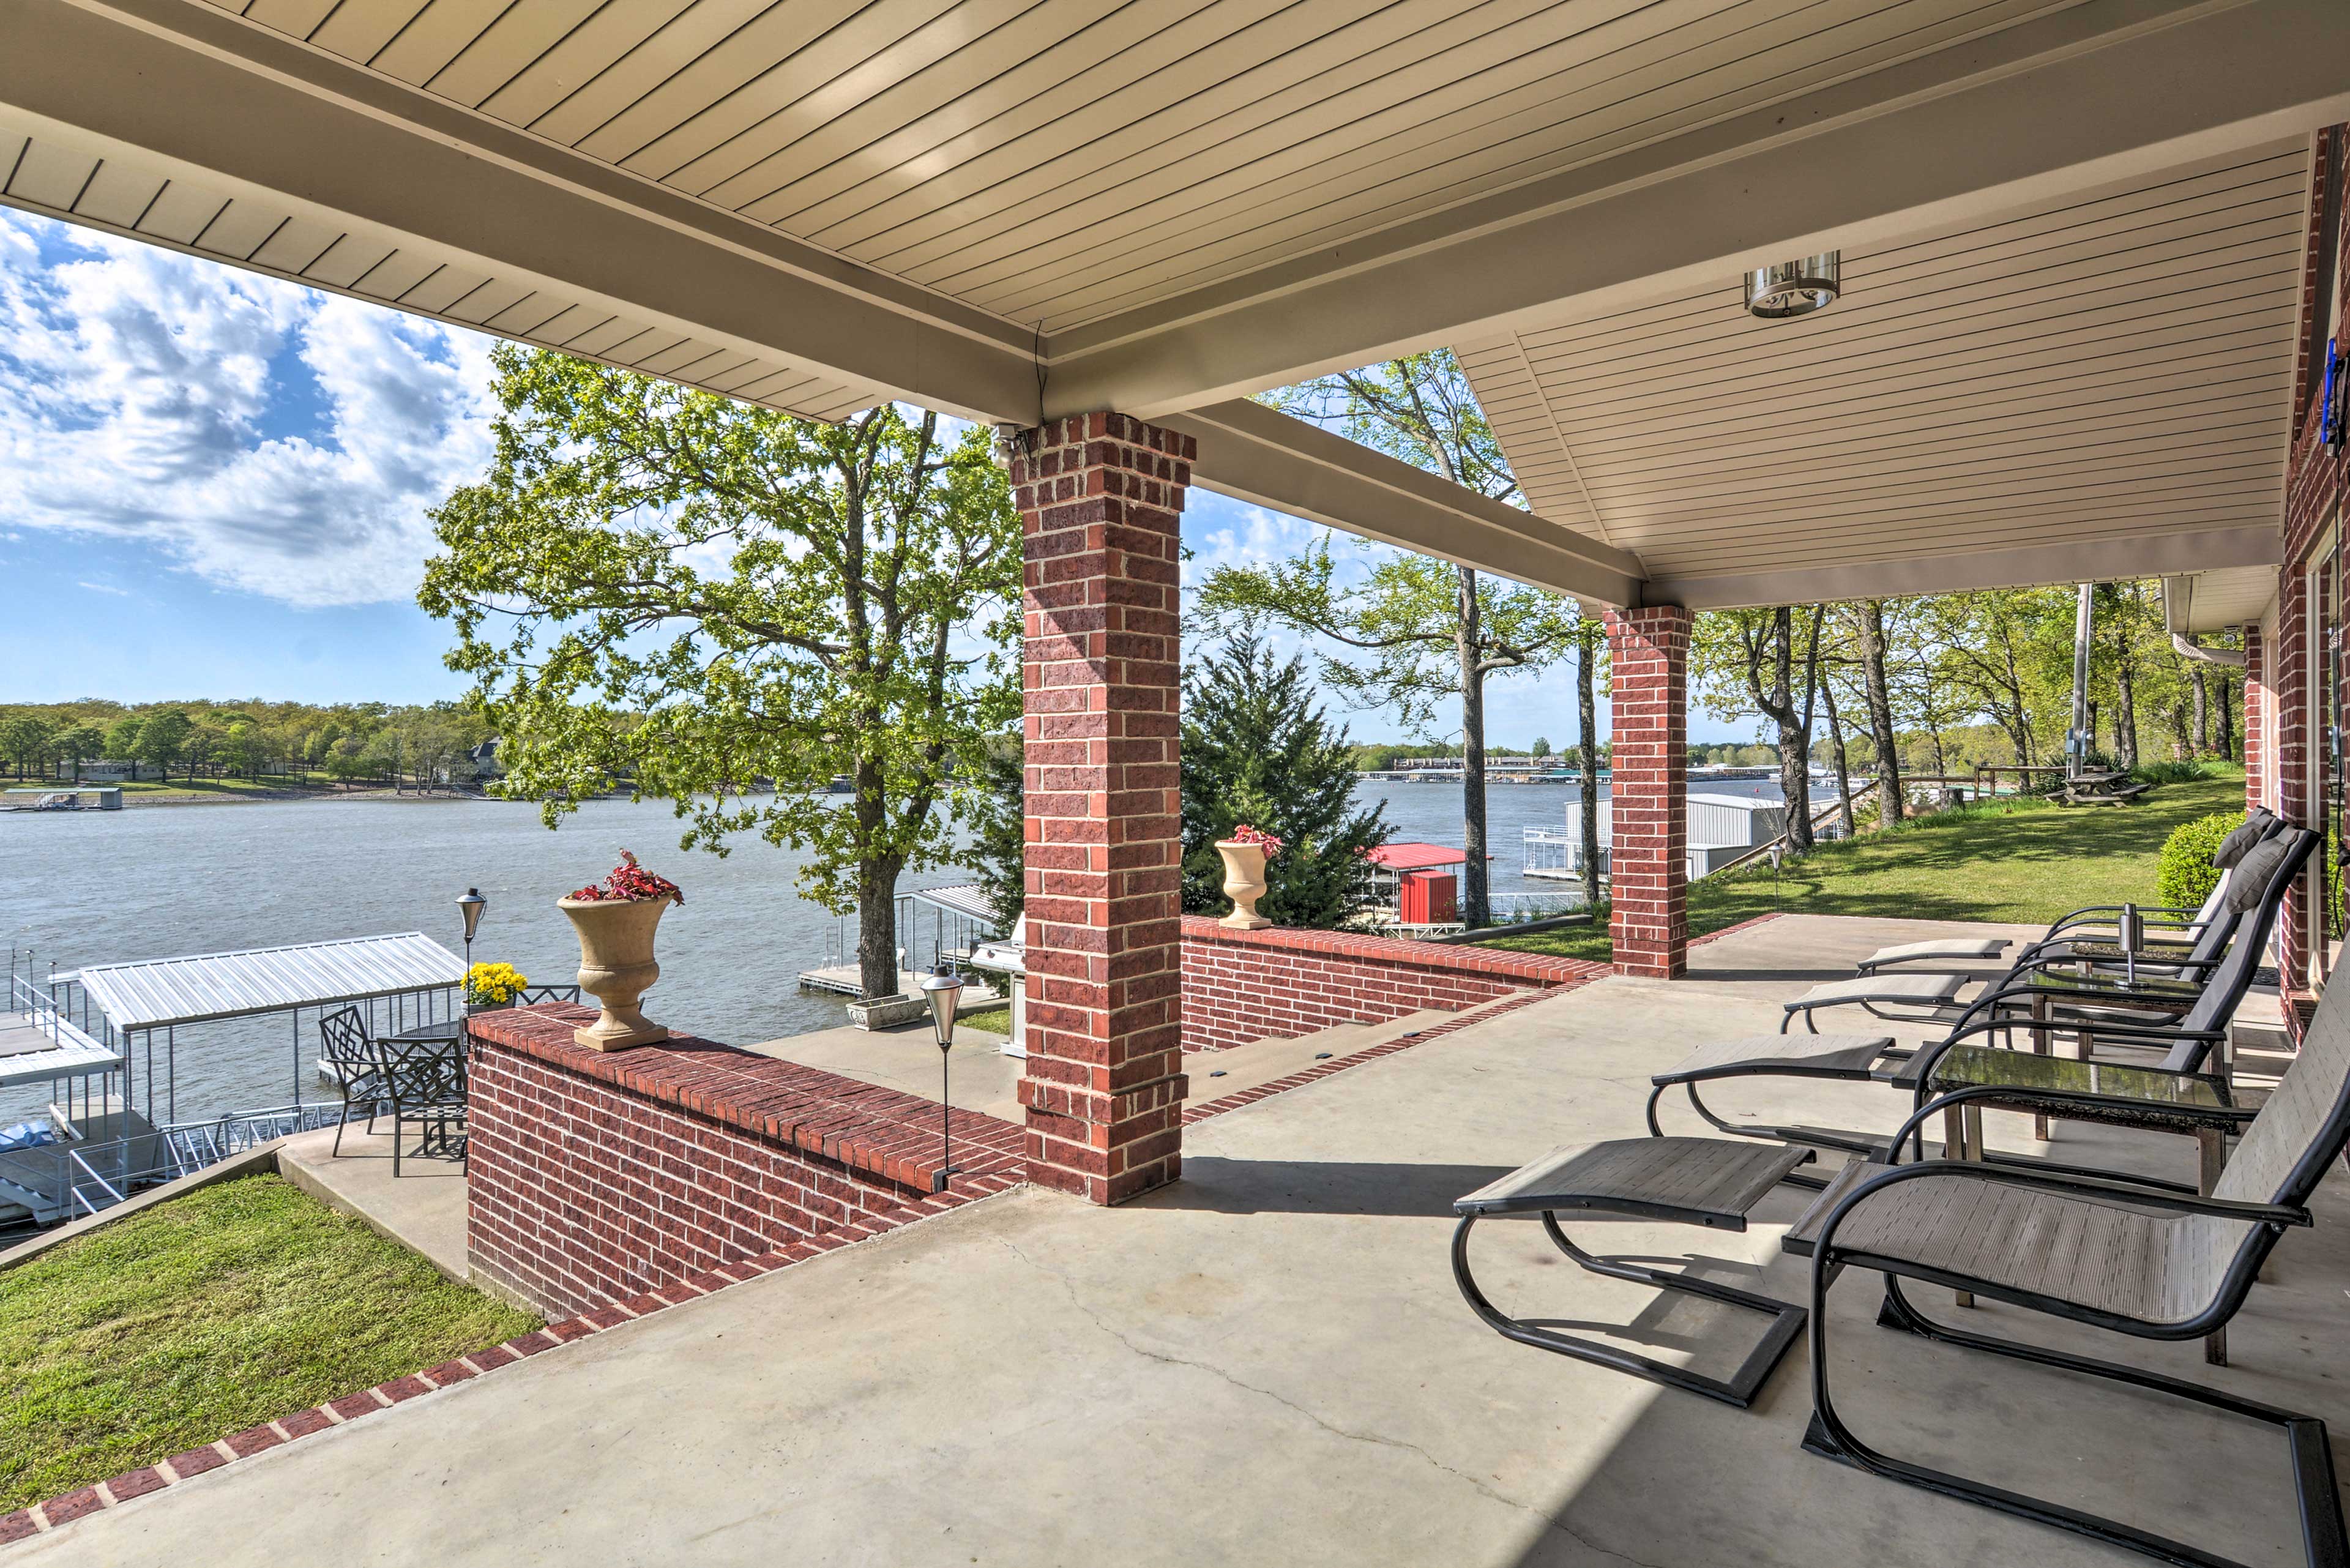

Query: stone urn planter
[
  {"left": 1214, "top": 840, "right": 1272, "bottom": 930},
  {"left": 558, "top": 896, "right": 672, "bottom": 1051}
]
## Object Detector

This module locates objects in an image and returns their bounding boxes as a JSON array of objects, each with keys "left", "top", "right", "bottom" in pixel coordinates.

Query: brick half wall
[
  {"left": 466, "top": 1004, "right": 1023, "bottom": 1320},
  {"left": 1179, "top": 918, "right": 1604, "bottom": 1051}
]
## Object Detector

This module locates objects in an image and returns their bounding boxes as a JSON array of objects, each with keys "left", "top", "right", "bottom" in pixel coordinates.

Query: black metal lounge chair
[
  {"left": 1649, "top": 829, "right": 2314, "bottom": 1200},
  {"left": 1774, "top": 826, "right": 2308, "bottom": 1041},
  {"left": 1794, "top": 968, "right": 2350, "bottom": 1568},
  {"left": 1451, "top": 1138, "right": 1814, "bottom": 1408},
  {"left": 1851, "top": 808, "right": 2278, "bottom": 977}
]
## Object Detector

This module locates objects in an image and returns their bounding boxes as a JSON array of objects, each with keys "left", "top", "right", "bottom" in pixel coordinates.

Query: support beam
[
  {"left": 1013, "top": 414, "right": 1190, "bottom": 1204},
  {"left": 1, "top": 0, "right": 1039, "bottom": 422},
  {"left": 1165, "top": 400, "right": 1644, "bottom": 605},
  {"left": 1648, "top": 526, "right": 2282, "bottom": 611},
  {"left": 1604, "top": 608, "right": 1691, "bottom": 980},
  {"left": 1045, "top": 0, "right": 2350, "bottom": 419}
]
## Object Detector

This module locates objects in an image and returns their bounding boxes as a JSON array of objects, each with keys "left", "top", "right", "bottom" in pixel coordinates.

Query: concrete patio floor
[{"left": 24, "top": 914, "right": 2347, "bottom": 1566}]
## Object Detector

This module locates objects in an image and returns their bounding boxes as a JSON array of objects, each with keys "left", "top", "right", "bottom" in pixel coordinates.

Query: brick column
[
  {"left": 2244, "top": 621, "right": 2267, "bottom": 812},
  {"left": 1008, "top": 413, "right": 1190, "bottom": 1204},
  {"left": 1604, "top": 607, "right": 1690, "bottom": 979},
  {"left": 2275, "top": 569, "right": 2311, "bottom": 994}
]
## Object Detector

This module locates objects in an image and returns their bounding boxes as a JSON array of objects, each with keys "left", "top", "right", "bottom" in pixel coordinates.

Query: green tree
[
  {"left": 1529, "top": 736, "right": 1552, "bottom": 757},
  {"left": 420, "top": 346, "right": 1021, "bottom": 1001},
  {"left": 0, "top": 718, "right": 53, "bottom": 781},
  {"left": 1179, "top": 636, "right": 1390, "bottom": 927},
  {"left": 54, "top": 725, "right": 105, "bottom": 783},
  {"left": 135, "top": 710, "right": 192, "bottom": 783},
  {"left": 960, "top": 736, "right": 1026, "bottom": 929},
  {"left": 1209, "top": 349, "right": 1573, "bottom": 928},
  {"left": 1692, "top": 608, "right": 1827, "bottom": 851},
  {"left": 104, "top": 718, "right": 143, "bottom": 782}
]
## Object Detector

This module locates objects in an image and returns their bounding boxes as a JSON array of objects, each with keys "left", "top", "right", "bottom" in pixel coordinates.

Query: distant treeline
[{"left": 0, "top": 700, "right": 492, "bottom": 790}]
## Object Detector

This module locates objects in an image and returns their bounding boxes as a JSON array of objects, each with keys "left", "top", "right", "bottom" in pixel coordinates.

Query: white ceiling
[
  {"left": 1461, "top": 142, "right": 2310, "bottom": 603},
  {"left": 192, "top": 0, "right": 2086, "bottom": 333}
]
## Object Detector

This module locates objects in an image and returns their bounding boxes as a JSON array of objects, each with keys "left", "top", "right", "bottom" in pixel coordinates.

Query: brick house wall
[
  {"left": 1179, "top": 919, "right": 1603, "bottom": 1051},
  {"left": 466, "top": 1004, "right": 1023, "bottom": 1320}
]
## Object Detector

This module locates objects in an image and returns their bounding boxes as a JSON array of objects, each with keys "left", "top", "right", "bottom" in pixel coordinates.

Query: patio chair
[
  {"left": 1794, "top": 968, "right": 2350, "bottom": 1567},
  {"left": 513, "top": 985, "right": 582, "bottom": 1005},
  {"left": 1780, "top": 825, "right": 2307, "bottom": 1039},
  {"left": 1649, "top": 829, "right": 2313, "bottom": 1195},
  {"left": 1852, "top": 808, "right": 2277, "bottom": 976},
  {"left": 318, "top": 1005, "right": 387, "bottom": 1157},
  {"left": 362, "top": 1029, "right": 468, "bottom": 1175}
]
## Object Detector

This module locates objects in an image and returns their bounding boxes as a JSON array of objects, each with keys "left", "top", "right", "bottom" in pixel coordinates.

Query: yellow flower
[{"left": 465, "top": 961, "right": 529, "bottom": 1004}]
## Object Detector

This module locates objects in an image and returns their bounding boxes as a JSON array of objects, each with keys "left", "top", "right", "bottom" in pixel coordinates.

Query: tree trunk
[
  {"left": 2215, "top": 674, "right": 2236, "bottom": 761},
  {"left": 1822, "top": 680, "right": 1855, "bottom": 838},
  {"left": 852, "top": 752, "right": 904, "bottom": 998},
  {"left": 1769, "top": 608, "right": 1817, "bottom": 854},
  {"left": 1576, "top": 625, "right": 1602, "bottom": 911},
  {"left": 1457, "top": 567, "right": 1491, "bottom": 928},
  {"left": 2191, "top": 666, "right": 2210, "bottom": 755},
  {"left": 1858, "top": 601, "right": 1903, "bottom": 826},
  {"left": 2114, "top": 662, "right": 2139, "bottom": 770}
]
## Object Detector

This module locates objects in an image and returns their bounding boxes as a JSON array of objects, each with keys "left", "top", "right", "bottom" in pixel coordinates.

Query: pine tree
[{"left": 1181, "top": 637, "right": 1392, "bottom": 927}]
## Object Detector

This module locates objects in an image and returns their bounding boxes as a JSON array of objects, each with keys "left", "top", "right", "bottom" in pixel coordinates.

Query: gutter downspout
[{"left": 2160, "top": 573, "right": 2247, "bottom": 665}]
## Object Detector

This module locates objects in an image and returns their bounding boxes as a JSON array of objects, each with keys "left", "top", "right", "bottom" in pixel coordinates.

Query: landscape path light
[{"left": 919, "top": 963, "right": 966, "bottom": 1192}]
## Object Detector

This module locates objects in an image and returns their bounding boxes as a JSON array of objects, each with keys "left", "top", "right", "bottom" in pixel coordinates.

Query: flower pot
[
  {"left": 558, "top": 895, "right": 673, "bottom": 1051},
  {"left": 1214, "top": 841, "right": 1272, "bottom": 930}
]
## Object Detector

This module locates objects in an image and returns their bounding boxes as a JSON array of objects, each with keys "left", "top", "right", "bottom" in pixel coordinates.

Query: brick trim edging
[{"left": 0, "top": 1170, "right": 1022, "bottom": 1547}]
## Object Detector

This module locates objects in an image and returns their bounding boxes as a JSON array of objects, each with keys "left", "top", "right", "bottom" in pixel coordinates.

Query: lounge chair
[
  {"left": 1792, "top": 961, "right": 2350, "bottom": 1567},
  {"left": 1650, "top": 828, "right": 2313, "bottom": 1194},
  {"left": 1851, "top": 807, "right": 2277, "bottom": 976},
  {"left": 1781, "top": 824, "right": 2304, "bottom": 1039}
]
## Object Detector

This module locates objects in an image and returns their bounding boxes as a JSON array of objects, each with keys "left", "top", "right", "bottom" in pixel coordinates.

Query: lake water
[{"left": 1, "top": 777, "right": 1787, "bottom": 1122}]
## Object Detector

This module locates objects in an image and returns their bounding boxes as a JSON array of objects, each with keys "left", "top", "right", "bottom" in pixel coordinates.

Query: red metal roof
[{"left": 1368, "top": 842, "right": 1470, "bottom": 870}]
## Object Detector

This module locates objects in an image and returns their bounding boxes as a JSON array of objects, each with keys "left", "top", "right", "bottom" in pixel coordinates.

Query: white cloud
[
  {"left": 0, "top": 211, "right": 495, "bottom": 607},
  {"left": 75, "top": 580, "right": 130, "bottom": 597}
]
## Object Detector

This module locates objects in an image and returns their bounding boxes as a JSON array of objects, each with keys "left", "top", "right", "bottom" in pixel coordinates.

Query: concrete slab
[
  {"left": 27, "top": 914, "right": 2344, "bottom": 1567},
  {"left": 277, "top": 1124, "right": 469, "bottom": 1280},
  {"left": 744, "top": 1007, "right": 1470, "bottom": 1123}
]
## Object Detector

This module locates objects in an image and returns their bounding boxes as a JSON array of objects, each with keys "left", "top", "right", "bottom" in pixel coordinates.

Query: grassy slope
[
  {"left": 0, "top": 1175, "right": 537, "bottom": 1512},
  {"left": 1482, "top": 770, "right": 2246, "bottom": 966}
]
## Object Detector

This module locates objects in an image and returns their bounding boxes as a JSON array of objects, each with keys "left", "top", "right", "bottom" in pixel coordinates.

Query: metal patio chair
[
  {"left": 1647, "top": 829, "right": 2314, "bottom": 1203},
  {"left": 1850, "top": 808, "right": 2277, "bottom": 977},
  {"left": 318, "top": 1005, "right": 387, "bottom": 1157},
  {"left": 1795, "top": 966, "right": 2350, "bottom": 1567}
]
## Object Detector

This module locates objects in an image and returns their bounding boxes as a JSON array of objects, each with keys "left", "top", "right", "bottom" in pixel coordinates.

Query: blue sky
[{"left": 0, "top": 207, "right": 1739, "bottom": 746}]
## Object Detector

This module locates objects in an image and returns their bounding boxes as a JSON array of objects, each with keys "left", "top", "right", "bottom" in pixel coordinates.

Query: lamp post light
[
  {"left": 918, "top": 963, "right": 966, "bottom": 1192},
  {"left": 457, "top": 887, "right": 487, "bottom": 973}
]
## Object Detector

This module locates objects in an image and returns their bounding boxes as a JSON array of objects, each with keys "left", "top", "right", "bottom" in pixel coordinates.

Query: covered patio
[{"left": 11, "top": 913, "right": 2338, "bottom": 1566}]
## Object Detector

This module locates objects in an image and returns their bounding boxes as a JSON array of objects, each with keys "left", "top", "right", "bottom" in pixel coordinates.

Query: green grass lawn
[
  {"left": 0, "top": 1175, "right": 538, "bottom": 1512},
  {"left": 1482, "top": 769, "right": 2247, "bottom": 967},
  {"left": 958, "top": 1004, "right": 1011, "bottom": 1035}
]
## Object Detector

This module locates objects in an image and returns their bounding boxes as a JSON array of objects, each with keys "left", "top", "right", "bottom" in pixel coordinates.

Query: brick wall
[
  {"left": 2245, "top": 621, "right": 2268, "bottom": 812},
  {"left": 1179, "top": 919, "right": 1603, "bottom": 1051},
  {"left": 1603, "top": 606, "right": 1691, "bottom": 979},
  {"left": 1010, "top": 411, "right": 1192, "bottom": 1205},
  {"left": 466, "top": 1004, "right": 1023, "bottom": 1320}
]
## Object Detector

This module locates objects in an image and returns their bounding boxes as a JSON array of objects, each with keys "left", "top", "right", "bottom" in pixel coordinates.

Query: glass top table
[{"left": 1923, "top": 1043, "right": 2244, "bottom": 1133}]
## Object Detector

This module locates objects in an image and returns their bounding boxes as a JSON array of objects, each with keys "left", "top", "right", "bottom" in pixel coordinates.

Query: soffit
[
  {"left": 2172, "top": 565, "right": 2280, "bottom": 631},
  {"left": 0, "top": 117, "right": 882, "bottom": 422},
  {"left": 1460, "top": 142, "right": 2310, "bottom": 595},
  {"left": 193, "top": 0, "right": 2089, "bottom": 335}
]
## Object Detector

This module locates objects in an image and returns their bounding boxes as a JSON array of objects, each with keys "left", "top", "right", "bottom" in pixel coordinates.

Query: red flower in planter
[
  {"left": 1228, "top": 824, "right": 1285, "bottom": 857},
  {"left": 569, "top": 849, "right": 686, "bottom": 906}
]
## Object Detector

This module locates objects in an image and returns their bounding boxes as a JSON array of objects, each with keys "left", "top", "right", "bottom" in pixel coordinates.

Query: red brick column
[
  {"left": 2275, "top": 569, "right": 2312, "bottom": 994},
  {"left": 1604, "top": 606, "right": 1690, "bottom": 979},
  {"left": 1008, "top": 413, "right": 1190, "bottom": 1204},
  {"left": 2244, "top": 621, "right": 2267, "bottom": 812}
]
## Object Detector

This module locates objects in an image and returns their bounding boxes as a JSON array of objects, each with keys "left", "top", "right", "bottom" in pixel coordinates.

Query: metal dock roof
[{"left": 74, "top": 933, "right": 463, "bottom": 1032}]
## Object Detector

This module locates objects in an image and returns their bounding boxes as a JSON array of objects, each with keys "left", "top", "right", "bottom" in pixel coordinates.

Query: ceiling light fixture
[{"left": 1742, "top": 252, "right": 1840, "bottom": 319}]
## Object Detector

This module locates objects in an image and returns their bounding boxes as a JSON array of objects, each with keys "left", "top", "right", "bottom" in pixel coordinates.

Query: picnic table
[{"left": 2050, "top": 768, "right": 2152, "bottom": 807}]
